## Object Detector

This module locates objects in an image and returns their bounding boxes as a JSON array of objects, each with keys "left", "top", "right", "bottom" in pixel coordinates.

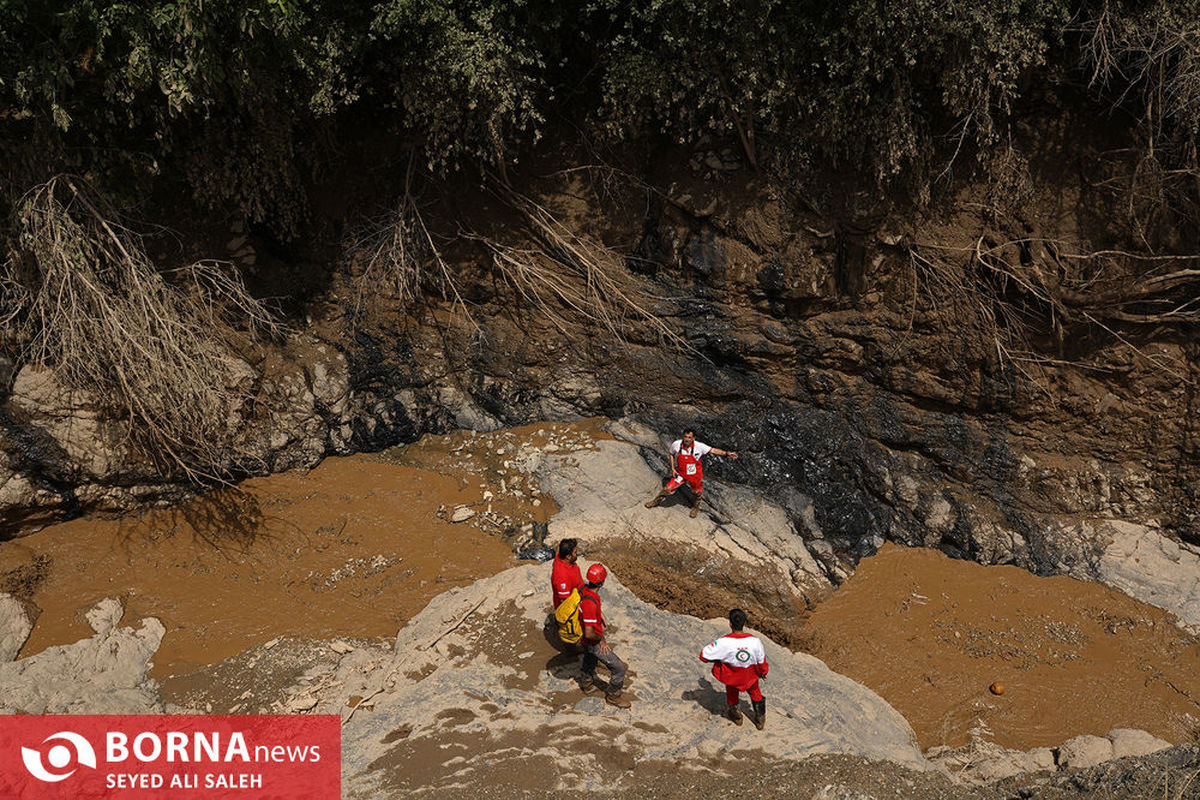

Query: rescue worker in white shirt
[
  {"left": 700, "top": 608, "right": 769, "bottom": 729},
  {"left": 645, "top": 429, "right": 738, "bottom": 518}
]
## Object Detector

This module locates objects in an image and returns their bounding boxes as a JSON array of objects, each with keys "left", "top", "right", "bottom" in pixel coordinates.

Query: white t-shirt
[{"left": 670, "top": 439, "right": 712, "bottom": 459}]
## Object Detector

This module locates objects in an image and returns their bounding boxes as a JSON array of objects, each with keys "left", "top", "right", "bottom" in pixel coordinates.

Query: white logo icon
[{"left": 21, "top": 732, "right": 97, "bottom": 783}]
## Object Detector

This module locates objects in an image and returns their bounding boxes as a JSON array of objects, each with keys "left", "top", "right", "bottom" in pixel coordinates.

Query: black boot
[
  {"left": 645, "top": 491, "right": 667, "bottom": 508},
  {"left": 752, "top": 699, "right": 766, "bottom": 730},
  {"left": 726, "top": 705, "right": 743, "bottom": 726},
  {"left": 689, "top": 497, "right": 701, "bottom": 518}
]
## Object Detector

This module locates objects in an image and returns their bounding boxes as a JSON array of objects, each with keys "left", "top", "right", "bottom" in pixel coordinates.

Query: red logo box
[{"left": 0, "top": 715, "right": 340, "bottom": 799}]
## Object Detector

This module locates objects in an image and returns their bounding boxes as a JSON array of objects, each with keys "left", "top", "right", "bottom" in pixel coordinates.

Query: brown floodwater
[
  {"left": 4, "top": 418, "right": 1199, "bottom": 757},
  {"left": 0, "top": 420, "right": 607, "bottom": 682},
  {"left": 3, "top": 457, "right": 515, "bottom": 680},
  {"left": 801, "top": 543, "right": 1200, "bottom": 750}
]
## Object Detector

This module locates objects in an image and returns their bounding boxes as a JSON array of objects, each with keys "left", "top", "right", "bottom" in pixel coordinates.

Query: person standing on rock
[
  {"left": 578, "top": 563, "right": 631, "bottom": 709},
  {"left": 700, "top": 608, "right": 769, "bottom": 729},
  {"left": 551, "top": 538, "right": 584, "bottom": 609},
  {"left": 645, "top": 429, "right": 738, "bottom": 518}
]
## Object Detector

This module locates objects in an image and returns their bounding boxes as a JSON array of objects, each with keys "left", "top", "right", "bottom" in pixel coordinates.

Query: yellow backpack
[{"left": 554, "top": 589, "right": 585, "bottom": 644}]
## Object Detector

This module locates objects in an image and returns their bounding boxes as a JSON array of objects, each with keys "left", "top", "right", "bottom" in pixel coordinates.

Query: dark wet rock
[{"left": 516, "top": 545, "right": 553, "bottom": 562}]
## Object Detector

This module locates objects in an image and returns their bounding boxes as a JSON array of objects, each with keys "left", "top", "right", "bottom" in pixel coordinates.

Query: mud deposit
[
  {"left": 1, "top": 457, "right": 515, "bottom": 680},
  {"left": 801, "top": 543, "right": 1200, "bottom": 751},
  {"left": 0, "top": 421, "right": 606, "bottom": 690}
]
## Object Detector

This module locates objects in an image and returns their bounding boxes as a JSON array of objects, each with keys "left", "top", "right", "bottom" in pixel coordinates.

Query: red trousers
[{"left": 726, "top": 681, "right": 763, "bottom": 705}]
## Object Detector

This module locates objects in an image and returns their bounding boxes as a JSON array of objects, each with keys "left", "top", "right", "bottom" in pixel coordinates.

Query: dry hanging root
[{"left": 0, "top": 175, "right": 280, "bottom": 482}]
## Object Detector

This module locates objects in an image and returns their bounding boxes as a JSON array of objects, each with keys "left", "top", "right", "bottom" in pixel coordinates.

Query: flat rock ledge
[
  {"left": 536, "top": 428, "right": 834, "bottom": 602},
  {"left": 309, "top": 564, "right": 926, "bottom": 797}
]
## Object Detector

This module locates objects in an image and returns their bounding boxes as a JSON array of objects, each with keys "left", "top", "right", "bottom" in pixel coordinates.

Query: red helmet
[{"left": 586, "top": 563, "right": 608, "bottom": 584}]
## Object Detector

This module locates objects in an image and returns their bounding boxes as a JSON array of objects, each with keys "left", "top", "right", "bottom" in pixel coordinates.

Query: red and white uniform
[
  {"left": 665, "top": 439, "right": 712, "bottom": 492},
  {"left": 551, "top": 555, "right": 584, "bottom": 608},
  {"left": 700, "top": 631, "right": 769, "bottom": 703}
]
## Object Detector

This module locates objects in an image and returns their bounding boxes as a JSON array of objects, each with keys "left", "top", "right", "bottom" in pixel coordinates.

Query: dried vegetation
[{"left": 0, "top": 176, "right": 281, "bottom": 481}]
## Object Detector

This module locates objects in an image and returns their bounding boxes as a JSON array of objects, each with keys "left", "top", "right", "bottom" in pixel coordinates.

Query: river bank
[{"left": 3, "top": 419, "right": 1198, "bottom": 762}]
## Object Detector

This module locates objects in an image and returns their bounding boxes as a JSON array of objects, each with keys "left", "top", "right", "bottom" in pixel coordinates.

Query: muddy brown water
[
  {"left": 3, "top": 419, "right": 1199, "bottom": 756},
  {"left": 1, "top": 421, "right": 609, "bottom": 682},
  {"left": 802, "top": 543, "right": 1200, "bottom": 750}
]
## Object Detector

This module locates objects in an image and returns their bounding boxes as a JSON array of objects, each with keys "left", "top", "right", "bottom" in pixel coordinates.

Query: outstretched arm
[{"left": 711, "top": 447, "right": 738, "bottom": 459}]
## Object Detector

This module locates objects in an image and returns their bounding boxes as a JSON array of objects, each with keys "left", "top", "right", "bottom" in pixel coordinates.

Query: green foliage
[
  {"left": 0, "top": 0, "right": 363, "bottom": 236},
  {"left": 0, "top": 0, "right": 1194, "bottom": 235},
  {"left": 596, "top": 0, "right": 1072, "bottom": 185},
  {"left": 368, "top": 0, "right": 547, "bottom": 171}
]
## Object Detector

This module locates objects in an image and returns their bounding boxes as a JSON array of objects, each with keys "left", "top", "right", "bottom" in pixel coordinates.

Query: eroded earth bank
[{"left": 4, "top": 420, "right": 1200, "bottom": 797}]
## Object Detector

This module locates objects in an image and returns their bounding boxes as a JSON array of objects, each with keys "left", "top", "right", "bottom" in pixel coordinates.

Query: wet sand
[{"left": 801, "top": 543, "right": 1200, "bottom": 750}]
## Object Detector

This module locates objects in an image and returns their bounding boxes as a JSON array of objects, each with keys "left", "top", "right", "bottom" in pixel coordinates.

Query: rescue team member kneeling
[
  {"left": 645, "top": 429, "right": 738, "bottom": 518},
  {"left": 578, "top": 563, "right": 631, "bottom": 709},
  {"left": 700, "top": 608, "right": 769, "bottom": 729}
]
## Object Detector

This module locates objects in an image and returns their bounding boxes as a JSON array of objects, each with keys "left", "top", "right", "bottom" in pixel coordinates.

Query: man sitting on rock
[
  {"left": 551, "top": 538, "right": 583, "bottom": 609},
  {"left": 645, "top": 429, "right": 738, "bottom": 518},
  {"left": 578, "top": 563, "right": 631, "bottom": 709},
  {"left": 700, "top": 608, "right": 769, "bottom": 729}
]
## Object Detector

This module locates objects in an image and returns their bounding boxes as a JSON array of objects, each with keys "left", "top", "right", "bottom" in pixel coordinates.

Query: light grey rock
[
  {"left": 1028, "top": 747, "right": 1056, "bottom": 771},
  {"left": 436, "top": 386, "right": 502, "bottom": 432},
  {"left": 307, "top": 346, "right": 351, "bottom": 418},
  {"left": 537, "top": 437, "right": 832, "bottom": 600},
  {"left": 927, "top": 737, "right": 1061, "bottom": 784},
  {"left": 336, "top": 565, "right": 924, "bottom": 797},
  {"left": 450, "top": 505, "right": 475, "bottom": 523},
  {"left": 1057, "top": 734, "right": 1114, "bottom": 769},
  {"left": 1093, "top": 521, "right": 1200, "bottom": 629},
  {"left": 0, "top": 599, "right": 164, "bottom": 714},
  {"left": 928, "top": 738, "right": 1035, "bottom": 784},
  {"left": 7, "top": 366, "right": 136, "bottom": 482},
  {"left": 85, "top": 597, "right": 123, "bottom": 634},
  {"left": 1106, "top": 728, "right": 1171, "bottom": 759},
  {"left": 0, "top": 593, "right": 35, "bottom": 661}
]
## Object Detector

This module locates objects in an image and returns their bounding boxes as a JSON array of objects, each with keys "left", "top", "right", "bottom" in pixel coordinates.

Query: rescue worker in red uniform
[
  {"left": 645, "top": 429, "right": 738, "bottom": 518},
  {"left": 551, "top": 538, "right": 583, "bottom": 609},
  {"left": 578, "top": 563, "right": 631, "bottom": 708},
  {"left": 700, "top": 608, "right": 769, "bottom": 729}
]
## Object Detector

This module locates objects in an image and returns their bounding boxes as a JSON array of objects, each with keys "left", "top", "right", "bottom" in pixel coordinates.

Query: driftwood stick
[{"left": 420, "top": 596, "right": 488, "bottom": 652}]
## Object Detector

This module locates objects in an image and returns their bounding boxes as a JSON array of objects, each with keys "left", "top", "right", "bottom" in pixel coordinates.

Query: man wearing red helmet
[
  {"left": 578, "top": 563, "right": 631, "bottom": 709},
  {"left": 645, "top": 429, "right": 738, "bottom": 518}
]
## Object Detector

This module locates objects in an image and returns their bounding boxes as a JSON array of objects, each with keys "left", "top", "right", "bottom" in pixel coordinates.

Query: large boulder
[
  {"left": 319, "top": 564, "right": 925, "bottom": 797},
  {"left": 1092, "top": 521, "right": 1200, "bottom": 630},
  {"left": 1058, "top": 734, "right": 1115, "bottom": 770},
  {"left": 1107, "top": 728, "right": 1171, "bottom": 760},
  {"left": 536, "top": 432, "right": 833, "bottom": 602}
]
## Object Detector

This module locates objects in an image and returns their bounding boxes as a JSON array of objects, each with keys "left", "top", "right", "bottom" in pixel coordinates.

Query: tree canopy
[{"left": 0, "top": 0, "right": 1197, "bottom": 235}]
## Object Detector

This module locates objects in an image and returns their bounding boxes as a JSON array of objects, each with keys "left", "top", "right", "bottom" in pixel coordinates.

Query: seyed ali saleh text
[{"left": 103, "top": 731, "right": 322, "bottom": 790}]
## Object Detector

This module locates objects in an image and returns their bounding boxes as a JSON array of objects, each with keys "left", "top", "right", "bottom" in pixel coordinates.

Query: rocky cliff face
[{"left": 2, "top": 151, "right": 1197, "bottom": 620}]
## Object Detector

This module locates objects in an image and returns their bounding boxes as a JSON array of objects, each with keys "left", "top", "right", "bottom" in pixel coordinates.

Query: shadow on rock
[
  {"left": 682, "top": 677, "right": 729, "bottom": 715},
  {"left": 542, "top": 614, "right": 586, "bottom": 681}
]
